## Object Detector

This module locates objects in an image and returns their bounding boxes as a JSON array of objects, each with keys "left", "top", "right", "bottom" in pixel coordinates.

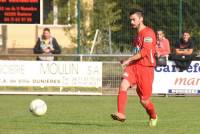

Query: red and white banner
[{"left": 153, "top": 61, "right": 200, "bottom": 94}]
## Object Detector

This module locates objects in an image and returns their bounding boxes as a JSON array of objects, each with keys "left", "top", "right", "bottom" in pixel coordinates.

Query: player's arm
[
  {"left": 175, "top": 48, "right": 193, "bottom": 55},
  {"left": 175, "top": 40, "right": 194, "bottom": 55},
  {"left": 121, "top": 53, "right": 142, "bottom": 67},
  {"left": 122, "top": 36, "right": 154, "bottom": 67},
  {"left": 122, "top": 30, "right": 155, "bottom": 67}
]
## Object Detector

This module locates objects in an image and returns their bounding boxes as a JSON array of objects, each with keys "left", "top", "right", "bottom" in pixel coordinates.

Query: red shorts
[{"left": 123, "top": 64, "right": 154, "bottom": 100}]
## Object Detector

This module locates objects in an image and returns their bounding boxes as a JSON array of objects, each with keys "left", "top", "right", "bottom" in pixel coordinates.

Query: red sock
[
  {"left": 144, "top": 101, "right": 157, "bottom": 119},
  {"left": 117, "top": 90, "right": 127, "bottom": 114}
]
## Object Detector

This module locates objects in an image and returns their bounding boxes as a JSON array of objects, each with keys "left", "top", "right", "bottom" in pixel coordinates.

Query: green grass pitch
[{"left": 0, "top": 95, "right": 200, "bottom": 134}]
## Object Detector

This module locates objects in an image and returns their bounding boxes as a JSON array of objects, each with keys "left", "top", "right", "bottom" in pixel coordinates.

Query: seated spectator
[
  {"left": 156, "top": 30, "right": 170, "bottom": 57},
  {"left": 156, "top": 30, "right": 170, "bottom": 66},
  {"left": 169, "top": 31, "right": 195, "bottom": 72},
  {"left": 33, "top": 28, "right": 61, "bottom": 61}
]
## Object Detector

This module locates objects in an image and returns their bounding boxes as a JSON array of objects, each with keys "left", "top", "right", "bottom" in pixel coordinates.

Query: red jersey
[{"left": 133, "top": 27, "right": 156, "bottom": 67}]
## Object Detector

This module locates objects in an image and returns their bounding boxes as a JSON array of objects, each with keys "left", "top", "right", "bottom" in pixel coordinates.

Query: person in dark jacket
[
  {"left": 169, "top": 31, "right": 195, "bottom": 72},
  {"left": 33, "top": 28, "right": 61, "bottom": 61}
]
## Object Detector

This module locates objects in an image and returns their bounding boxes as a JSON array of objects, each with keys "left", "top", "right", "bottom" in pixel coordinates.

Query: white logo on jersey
[{"left": 144, "top": 37, "right": 153, "bottom": 43}]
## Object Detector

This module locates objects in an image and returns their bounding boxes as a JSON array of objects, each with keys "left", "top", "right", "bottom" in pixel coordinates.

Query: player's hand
[
  {"left": 122, "top": 59, "right": 130, "bottom": 66},
  {"left": 120, "top": 59, "right": 131, "bottom": 68},
  {"left": 120, "top": 60, "right": 124, "bottom": 64},
  {"left": 120, "top": 60, "right": 125, "bottom": 69}
]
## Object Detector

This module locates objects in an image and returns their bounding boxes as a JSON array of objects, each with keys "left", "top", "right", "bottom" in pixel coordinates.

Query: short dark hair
[
  {"left": 43, "top": 27, "right": 50, "bottom": 33},
  {"left": 157, "top": 29, "right": 164, "bottom": 32},
  {"left": 183, "top": 30, "right": 190, "bottom": 34},
  {"left": 157, "top": 30, "right": 165, "bottom": 36},
  {"left": 129, "top": 8, "right": 144, "bottom": 17}
]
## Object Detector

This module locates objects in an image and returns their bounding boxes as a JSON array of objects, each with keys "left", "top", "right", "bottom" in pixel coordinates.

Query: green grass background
[{"left": 0, "top": 95, "right": 200, "bottom": 134}]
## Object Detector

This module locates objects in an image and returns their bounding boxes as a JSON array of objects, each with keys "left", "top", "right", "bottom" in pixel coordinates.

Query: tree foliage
[
  {"left": 81, "top": 0, "right": 122, "bottom": 54},
  {"left": 45, "top": 0, "right": 76, "bottom": 24}
]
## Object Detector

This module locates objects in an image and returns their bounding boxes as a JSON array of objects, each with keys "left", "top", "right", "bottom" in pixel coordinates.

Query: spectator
[
  {"left": 169, "top": 31, "right": 195, "bottom": 72},
  {"left": 156, "top": 30, "right": 170, "bottom": 57},
  {"left": 156, "top": 30, "right": 170, "bottom": 66},
  {"left": 33, "top": 28, "right": 61, "bottom": 61}
]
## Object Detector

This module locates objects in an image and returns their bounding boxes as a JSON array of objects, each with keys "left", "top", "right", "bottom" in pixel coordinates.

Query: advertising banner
[
  {"left": 0, "top": 61, "right": 102, "bottom": 87},
  {"left": 153, "top": 61, "right": 200, "bottom": 94}
]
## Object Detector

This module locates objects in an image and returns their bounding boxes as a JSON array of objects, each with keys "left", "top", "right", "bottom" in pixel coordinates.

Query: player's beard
[{"left": 131, "top": 24, "right": 138, "bottom": 29}]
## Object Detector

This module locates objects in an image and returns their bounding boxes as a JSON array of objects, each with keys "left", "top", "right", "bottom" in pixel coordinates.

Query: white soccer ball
[{"left": 29, "top": 99, "right": 47, "bottom": 116}]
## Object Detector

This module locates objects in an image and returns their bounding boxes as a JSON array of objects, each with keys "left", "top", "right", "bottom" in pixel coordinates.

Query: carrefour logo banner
[
  {"left": 153, "top": 61, "right": 200, "bottom": 94},
  {"left": 0, "top": 61, "right": 102, "bottom": 87}
]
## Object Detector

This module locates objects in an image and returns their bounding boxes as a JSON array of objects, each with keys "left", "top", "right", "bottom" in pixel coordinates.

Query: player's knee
[
  {"left": 140, "top": 99, "right": 150, "bottom": 106},
  {"left": 119, "top": 79, "right": 130, "bottom": 91},
  {"left": 119, "top": 84, "right": 128, "bottom": 91}
]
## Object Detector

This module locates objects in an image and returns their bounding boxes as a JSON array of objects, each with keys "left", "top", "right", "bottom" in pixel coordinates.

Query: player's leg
[
  {"left": 137, "top": 88, "right": 158, "bottom": 127},
  {"left": 140, "top": 98, "right": 157, "bottom": 127},
  {"left": 111, "top": 65, "right": 136, "bottom": 122},
  {"left": 136, "top": 66, "right": 157, "bottom": 126},
  {"left": 136, "top": 91, "right": 157, "bottom": 120},
  {"left": 111, "top": 79, "right": 130, "bottom": 122}
]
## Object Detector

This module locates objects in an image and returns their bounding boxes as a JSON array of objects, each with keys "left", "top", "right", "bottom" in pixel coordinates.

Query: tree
[
  {"left": 45, "top": 0, "right": 76, "bottom": 24},
  {"left": 82, "top": 0, "right": 122, "bottom": 54},
  {"left": 183, "top": 0, "right": 200, "bottom": 52}
]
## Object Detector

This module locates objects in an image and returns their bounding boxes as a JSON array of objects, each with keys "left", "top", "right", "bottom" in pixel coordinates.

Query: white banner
[
  {"left": 153, "top": 61, "right": 200, "bottom": 94},
  {"left": 0, "top": 61, "right": 102, "bottom": 87}
]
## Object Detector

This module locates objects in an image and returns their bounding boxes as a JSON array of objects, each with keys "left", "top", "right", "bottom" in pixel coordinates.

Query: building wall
[
  {"left": 6, "top": 25, "right": 76, "bottom": 49},
  {"left": 7, "top": 25, "right": 36, "bottom": 49}
]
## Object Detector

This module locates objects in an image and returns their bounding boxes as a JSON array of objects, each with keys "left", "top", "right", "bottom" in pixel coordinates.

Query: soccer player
[{"left": 111, "top": 9, "right": 158, "bottom": 127}]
